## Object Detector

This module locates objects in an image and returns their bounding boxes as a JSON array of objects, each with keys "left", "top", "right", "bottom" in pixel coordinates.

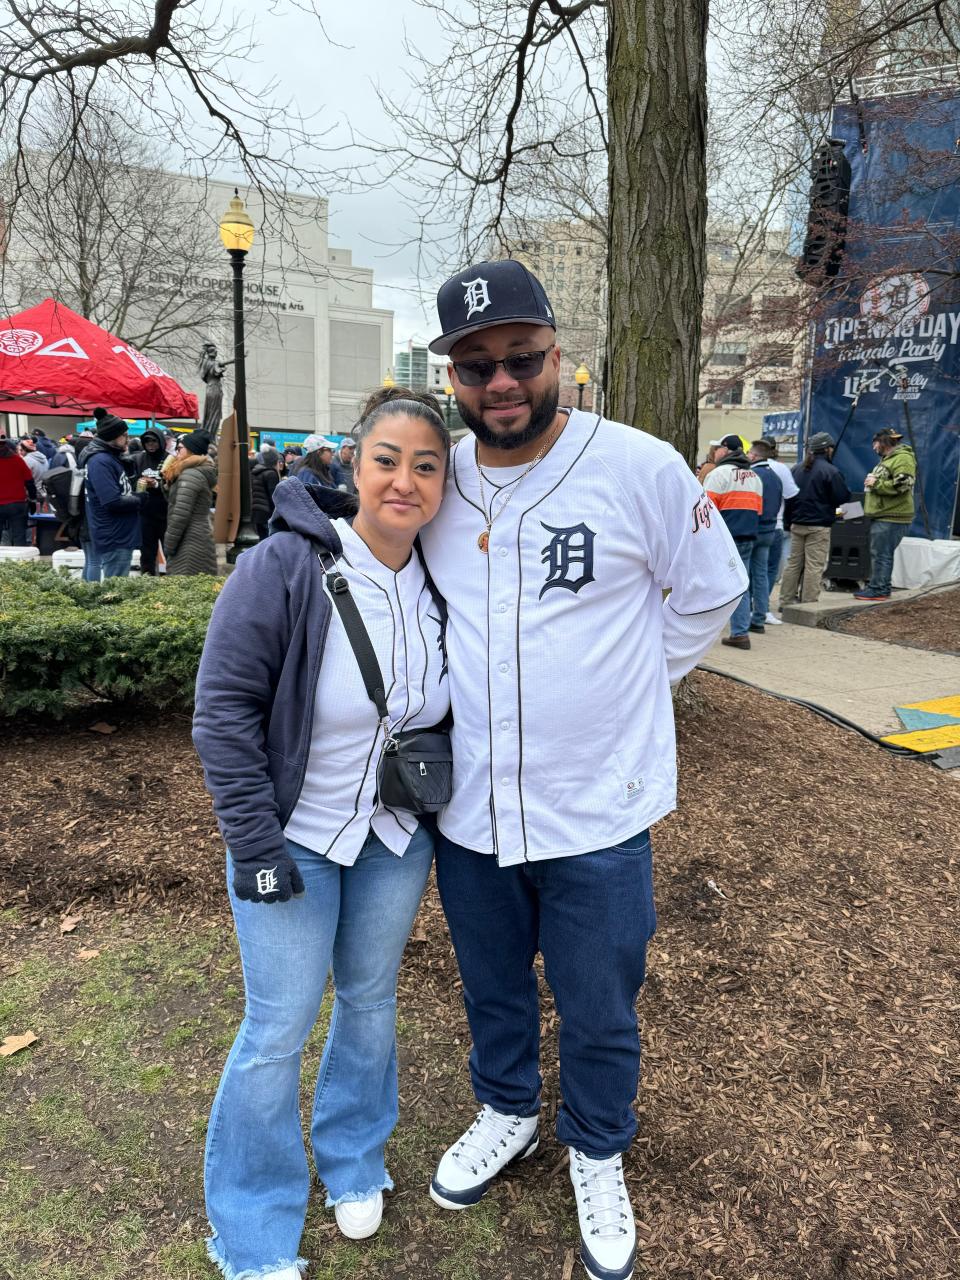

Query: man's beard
[{"left": 458, "top": 383, "right": 561, "bottom": 452}]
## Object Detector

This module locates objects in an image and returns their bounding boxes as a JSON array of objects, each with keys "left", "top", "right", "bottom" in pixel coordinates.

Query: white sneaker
[
  {"left": 335, "top": 1191, "right": 383, "bottom": 1239},
  {"left": 260, "top": 1269, "right": 302, "bottom": 1280},
  {"left": 569, "top": 1148, "right": 636, "bottom": 1280},
  {"left": 430, "top": 1105, "right": 539, "bottom": 1209},
  {"left": 765, "top": 612, "right": 783, "bottom": 625}
]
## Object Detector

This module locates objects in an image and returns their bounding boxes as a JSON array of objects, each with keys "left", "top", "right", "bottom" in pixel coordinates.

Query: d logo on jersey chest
[{"left": 539, "top": 522, "right": 596, "bottom": 599}]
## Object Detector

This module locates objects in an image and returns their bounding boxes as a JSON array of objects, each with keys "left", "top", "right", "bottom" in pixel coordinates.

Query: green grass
[
  {"left": 156, "top": 1237, "right": 214, "bottom": 1279},
  {"left": 0, "top": 952, "right": 61, "bottom": 1040},
  {"left": 429, "top": 1199, "right": 504, "bottom": 1279},
  {"left": 27, "top": 1091, "right": 102, "bottom": 1152},
  {"left": 0, "top": 913, "right": 480, "bottom": 1280}
]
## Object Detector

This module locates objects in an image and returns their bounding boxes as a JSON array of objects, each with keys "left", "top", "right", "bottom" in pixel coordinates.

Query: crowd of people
[
  {"left": 0, "top": 418, "right": 364, "bottom": 581},
  {"left": 698, "top": 424, "right": 916, "bottom": 650}
]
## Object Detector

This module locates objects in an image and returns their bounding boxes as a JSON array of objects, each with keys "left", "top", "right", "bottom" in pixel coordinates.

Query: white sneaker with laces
[
  {"left": 260, "top": 1269, "right": 302, "bottom": 1280},
  {"left": 569, "top": 1148, "right": 636, "bottom": 1280},
  {"left": 430, "top": 1105, "right": 539, "bottom": 1209},
  {"left": 335, "top": 1191, "right": 383, "bottom": 1239},
  {"left": 765, "top": 612, "right": 783, "bottom": 625}
]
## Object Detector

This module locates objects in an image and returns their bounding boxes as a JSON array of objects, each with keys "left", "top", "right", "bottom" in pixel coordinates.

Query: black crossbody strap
[
  {"left": 414, "top": 536, "right": 447, "bottom": 631},
  {"left": 315, "top": 546, "right": 390, "bottom": 723}
]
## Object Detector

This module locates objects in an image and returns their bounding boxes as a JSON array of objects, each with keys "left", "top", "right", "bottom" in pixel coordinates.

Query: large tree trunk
[{"left": 606, "top": 0, "right": 709, "bottom": 466}]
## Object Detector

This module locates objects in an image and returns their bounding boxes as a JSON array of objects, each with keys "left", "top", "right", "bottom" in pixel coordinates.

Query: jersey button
[
  {"left": 498, "top": 547, "right": 508, "bottom": 557},
  {"left": 501, "top": 777, "right": 510, "bottom": 786},
  {"left": 498, "top": 662, "right": 509, "bottom": 673},
  {"left": 500, "top": 720, "right": 510, "bottom": 730},
  {"left": 497, "top": 602, "right": 508, "bottom": 613}
]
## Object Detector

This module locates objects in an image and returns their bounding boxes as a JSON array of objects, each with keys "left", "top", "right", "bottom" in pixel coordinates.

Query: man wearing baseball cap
[
  {"left": 855, "top": 427, "right": 916, "bottom": 601},
  {"left": 419, "top": 259, "right": 747, "bottom": 1280}
]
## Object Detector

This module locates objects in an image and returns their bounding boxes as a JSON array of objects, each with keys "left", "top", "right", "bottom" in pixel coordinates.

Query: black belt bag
[{"left": 317, "top": 545, "right": 452, "bottom": 815}]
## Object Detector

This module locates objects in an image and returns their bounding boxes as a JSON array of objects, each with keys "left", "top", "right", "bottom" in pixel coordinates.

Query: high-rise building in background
[
  {"left": 392, "top": 343, "right": 465, "bottom": 432},
  {"left": 394, "top": 344, "right": 429, "bottom": 389}
]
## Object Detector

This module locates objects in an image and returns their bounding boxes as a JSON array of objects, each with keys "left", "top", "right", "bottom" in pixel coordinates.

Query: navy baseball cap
[{"left": 429, "top": 259, "right": 556, "bottom": 356}]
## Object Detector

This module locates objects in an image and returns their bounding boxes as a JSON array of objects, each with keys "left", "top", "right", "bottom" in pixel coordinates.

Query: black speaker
[
  {"left": 825, "top": 516, "right": 870, "bottom": 585},
  {"left": 797, "top": 139, "right": 851, "bottom": 280}
]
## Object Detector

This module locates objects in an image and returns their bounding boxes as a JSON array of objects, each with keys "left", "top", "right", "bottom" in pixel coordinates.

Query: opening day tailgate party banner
[{"left": 805, "top": 90, "right": 960, "bottom": 539}]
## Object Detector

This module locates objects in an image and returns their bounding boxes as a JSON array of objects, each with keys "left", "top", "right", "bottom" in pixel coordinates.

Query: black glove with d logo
[{"left": 231, "top": 848, "right": 305, "bottom": 903}]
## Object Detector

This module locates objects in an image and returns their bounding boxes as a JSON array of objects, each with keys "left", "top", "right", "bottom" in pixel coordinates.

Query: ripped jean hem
[
  {"left": 324, "top": 1172, "right": 394, "bottom": 1209},
  {"left": 205, "top": 1232, "right": 308, "bottom": 1280}
]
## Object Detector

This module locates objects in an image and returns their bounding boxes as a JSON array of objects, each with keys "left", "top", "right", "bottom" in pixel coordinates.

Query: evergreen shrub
[{"left": 0, "top": 563, "right": 222, "bottom": 717}]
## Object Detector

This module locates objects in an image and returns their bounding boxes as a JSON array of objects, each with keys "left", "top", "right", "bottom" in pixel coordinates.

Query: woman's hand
[{"left": 231, "top": 849, "right": 305, "bottom": 903}]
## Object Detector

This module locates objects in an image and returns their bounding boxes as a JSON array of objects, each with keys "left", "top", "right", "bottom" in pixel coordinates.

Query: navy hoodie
[
  {"left": 81, "top": 438, "right": 143, "bottom": 551},
  {"left": 752, "top": 460, "right": 784, "bottom": 535},
  {"left": 192, "top": 479, "right": 357, "bottom": 866}
]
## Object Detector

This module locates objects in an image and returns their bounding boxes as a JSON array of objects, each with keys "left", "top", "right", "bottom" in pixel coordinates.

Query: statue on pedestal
[{"left": 198, "top": 341, "right": 233, "bottom": 440}]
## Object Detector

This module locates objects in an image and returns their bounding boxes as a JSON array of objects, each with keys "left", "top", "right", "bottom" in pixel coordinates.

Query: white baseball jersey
[
  {"left": 768, "top": 458, "right": 800, "bottom": 529},
  {"left": 284, "top": 518, "right": 449, "bottom": 865},
  {"left": 419, "top": 409, "right": 748, "bottom": 866}
]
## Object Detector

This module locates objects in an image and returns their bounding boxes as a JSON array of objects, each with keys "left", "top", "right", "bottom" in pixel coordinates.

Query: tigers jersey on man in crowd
[
  {"left": 420, "top": 407, "right": 748, "bottom": 867},
  {"left": 703, "top": 462, "right": 763, "bottom": 539}
]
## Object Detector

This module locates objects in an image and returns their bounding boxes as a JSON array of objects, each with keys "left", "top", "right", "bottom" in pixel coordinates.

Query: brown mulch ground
[
  {"left": 2, "top": 673, "right": 959, "bottom": 1278},
  {"left": 831, "top": 583, "right": 960, "bottom": 654}
]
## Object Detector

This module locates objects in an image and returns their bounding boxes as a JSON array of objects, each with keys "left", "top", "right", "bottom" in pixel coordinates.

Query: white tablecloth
[{"left": 893, "top": 537, "right": 960, "bottom": 589}]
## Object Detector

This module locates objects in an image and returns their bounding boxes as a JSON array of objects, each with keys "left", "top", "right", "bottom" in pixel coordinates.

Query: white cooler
[
  {"left": 52, "top": 549, "right": 86, "bottom": 578},
  {"left": 0, "top": 545, "right": 40, "bottom": 562}
]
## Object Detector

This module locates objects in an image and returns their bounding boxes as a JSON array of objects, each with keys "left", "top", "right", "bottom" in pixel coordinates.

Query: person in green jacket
[{"left": 854, "top": 427, "right": 916, "bottom": 600}]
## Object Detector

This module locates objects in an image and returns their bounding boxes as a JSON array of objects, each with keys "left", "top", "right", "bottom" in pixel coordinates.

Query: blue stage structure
[{"left": 802, "top": 88, "right": 960, "bottom": 540}]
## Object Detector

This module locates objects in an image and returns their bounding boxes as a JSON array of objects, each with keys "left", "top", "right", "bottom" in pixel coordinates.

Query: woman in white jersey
[{"left": 193, "top": 387, "right": 450, "bottom": 1280}]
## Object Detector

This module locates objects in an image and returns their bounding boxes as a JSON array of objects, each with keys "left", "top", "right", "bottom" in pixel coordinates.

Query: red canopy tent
[{"left": 0, "top": 299, "right": 198, "bottom": 420}]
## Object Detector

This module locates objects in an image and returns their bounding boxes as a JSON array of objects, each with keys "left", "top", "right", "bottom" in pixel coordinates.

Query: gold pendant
[{"left": 478, "top": 530, "right": 490, "bottom": 553}]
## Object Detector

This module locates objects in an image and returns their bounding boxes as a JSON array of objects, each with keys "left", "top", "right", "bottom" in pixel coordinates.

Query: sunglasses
[{"left": 452, "top": 344, "right": 555, "bottom": 388}]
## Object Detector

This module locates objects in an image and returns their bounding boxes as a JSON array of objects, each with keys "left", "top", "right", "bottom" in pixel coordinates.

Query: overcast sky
[{"left": 232, "top": 1, "right": 457, "bottom": 354}]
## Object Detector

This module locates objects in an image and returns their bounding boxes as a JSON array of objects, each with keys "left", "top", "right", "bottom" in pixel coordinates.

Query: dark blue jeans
[
  {"left": 767, "top": 528, "right": 785, "bottom": 596},
  {"left": 866, "top": 519, "right": 909, "bottom": 595},
  {"left": 435, "top": 831, "right": 656, "bottom": 1159},
  {"left": 99, "top": 548, "right": 133, "bottom": 579},
  {"left": 729, "top": 538, "right": 756, "bottom": 636},
  {"left": 749, "top": 532, "right": 775, "bottom": 627}
]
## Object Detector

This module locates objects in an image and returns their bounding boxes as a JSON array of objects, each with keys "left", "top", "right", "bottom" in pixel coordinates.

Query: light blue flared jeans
[{"left": 204, "top": 826, "right": 434, "bottom": 1279}]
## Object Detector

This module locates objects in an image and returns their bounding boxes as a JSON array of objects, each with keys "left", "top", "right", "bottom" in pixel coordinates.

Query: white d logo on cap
[{"left": 461, "top": 277, "right": 491, "bottom": 319}]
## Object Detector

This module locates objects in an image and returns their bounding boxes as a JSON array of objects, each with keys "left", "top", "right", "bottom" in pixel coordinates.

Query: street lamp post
[
  {"left": 444, "top": 383, "right": 454, "bottom": 429},
  {"left": 574, "top": 362, "right": 590, "bottom": 411},
  {"left": 219, "top": 189, "right": 259, "bottom": 563}
]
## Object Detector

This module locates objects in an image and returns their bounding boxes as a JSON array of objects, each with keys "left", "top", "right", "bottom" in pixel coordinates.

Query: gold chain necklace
[{"left": 474, "top": 420, "right": 562, "bottom": 553}]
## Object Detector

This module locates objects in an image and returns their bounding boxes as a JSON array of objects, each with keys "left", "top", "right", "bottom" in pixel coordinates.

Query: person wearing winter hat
[
  {"left": 83, "top": 408, "right": 153, "bottom": 578},
  {"left": 134, "top": 427, "right": 170, "bottom": 575},
  {"left": 162, "top": 430, "right": 217, "bottom": 575},
  {"left": 30, "top": 428, "right": 58, "bottom": 462},
  {"left": 251, "top": 446, "right": 282, "bottom": 540},
  {"left": 779, "top": 431, "right": 850, "bottom": 608}
]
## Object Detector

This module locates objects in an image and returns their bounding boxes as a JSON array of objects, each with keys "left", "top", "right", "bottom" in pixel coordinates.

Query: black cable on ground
[{"left": 697, "top": 664, "right": 926, "bottom": 759}]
